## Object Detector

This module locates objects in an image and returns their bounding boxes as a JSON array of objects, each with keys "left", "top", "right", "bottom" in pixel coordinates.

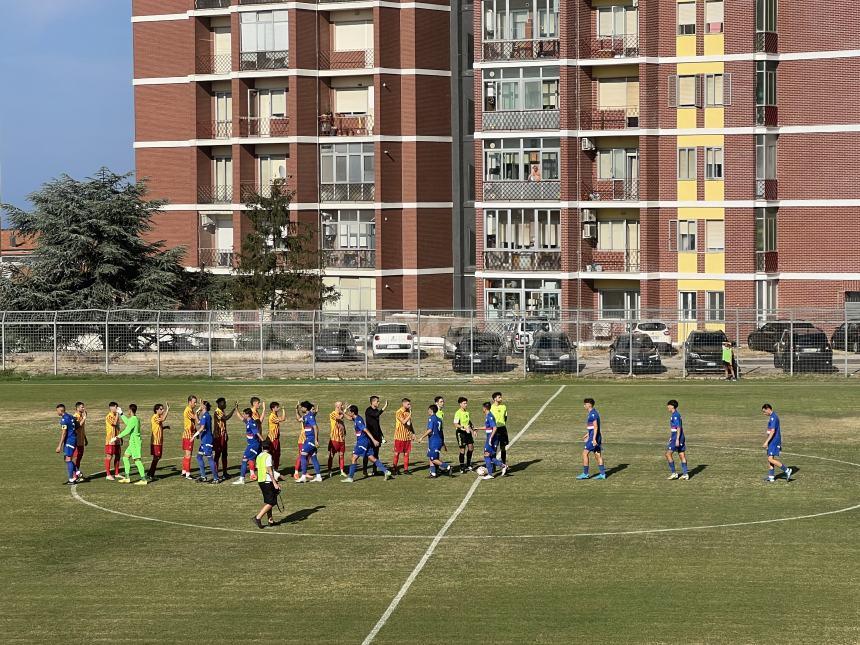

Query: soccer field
[{"left": 2, "top": 378, "right": 858, "bottom": 644}]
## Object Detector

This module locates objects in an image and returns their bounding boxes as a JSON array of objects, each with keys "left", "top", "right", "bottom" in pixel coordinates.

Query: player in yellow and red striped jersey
[
  {"left": 213, "top": 398, "right": 238, "bottom": 479},
  {"left": 181, "top": 395, "right": 199, "bottom": 480},
  {"left": 327, "top": 401, "right": 347, "bottom": 478},
  {"left": 267, "top": 401, "right": 286, "bottom": 475},
  {"left": 72, "top": 402, "right": 87, "bottom": 479},
  {"left": 104, "top": 402, "right": 121, "bottom": 480},
  {"left": 392, "top": 398, "right": 415, "bottom": 475},
  {"left": 148, "top": 403, "right": 169, "bottom": 481}
]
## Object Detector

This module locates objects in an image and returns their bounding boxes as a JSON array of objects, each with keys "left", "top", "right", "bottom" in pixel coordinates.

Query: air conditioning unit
[
  {"left": 581, "top": 209, "right": 597, "bottom": 222},
  {"left": 582, "top": 223, "right": 598, "bottom": 239},
  {"left": 200, "top": 214, "right": 216, "bottom": 228},
  {"left": 581, "top": 137, "right": 595, "bottom": 151}
]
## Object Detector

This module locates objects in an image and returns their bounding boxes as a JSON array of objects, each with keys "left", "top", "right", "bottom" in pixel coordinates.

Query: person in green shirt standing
[
  {"left": 110, "top": 404, "right": 148, "bottom": 485},
  {"left": 722, "top": 341, "right": 736, "bottom": 381},
  {"left": 490, "top": 391, "right": 509, "bottom": 464},
  {"left": 453, "top": 397, "right": 474, "bottom": 473}
]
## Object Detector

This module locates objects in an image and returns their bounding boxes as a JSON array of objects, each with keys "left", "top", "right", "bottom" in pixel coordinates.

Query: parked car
[
  {"left": 314, "top": 328, "right": 360, "bottom": 362},
  {"left": 630, "top": 321, "right": 673, "bottom": 352},
  {"left": 830, "top": 322, "right": 860, "bottom": 353},
  {"left": 747, "top": 321, "right": 814, "bottom": 352},
  {"left": 773, "top": 328, "right": 833, "bottom": 372},
  {"left": 452, "top": 332, "right": 506, "bottom": 372},
  {"left": 503, "top": 318, "right": 555, "bottom": 353},
  {"left": 371, "top": 323, "right": 416, "bottom": 358},
  {"left": 527, "top": 332, "right": 578, "bottom": 373},
  {"left": 443, "top": 326, "right": 470, "bottom": 359},
  {"left": 609, "top": 333, "right": 662, "bottom": 374},
  {"left": 684, "top": 330, "right": 729, "bottom": 373}
]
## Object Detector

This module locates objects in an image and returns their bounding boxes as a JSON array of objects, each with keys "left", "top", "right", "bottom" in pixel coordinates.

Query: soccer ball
[{"left": 476, "top": 466, "right": 488, "bottom": 476}]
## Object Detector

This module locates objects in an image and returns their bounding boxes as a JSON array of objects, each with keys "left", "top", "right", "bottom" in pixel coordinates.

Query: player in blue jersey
[
  {"left": 295, "top": 401, "right": 323, "bottom": 483},
  {"left": 193, "top": 401, "right": 220, "bottom": 484},
  {"left": 761, "top": 403, "right": 792, "bottom": 483},
  {"left": 232, "top": 408, "right": 263, "bottom": 485},
  {"left": 480, "top": 402, "right": 507, "bottom": 480},
  {"left": 55, "top": 404, "right": 81, "bottom": 485},
  {"left": 577, "top": 398, "right": 606, "bottom": 480},
  {"left": 417, "top": 404, "right": 453, "bottom": 478},
  {"left": 665, "top": 399, "right": 689, "bottom": 480},
  {"left": 342, "top": 405, "right": 392, "bottom": 483}
]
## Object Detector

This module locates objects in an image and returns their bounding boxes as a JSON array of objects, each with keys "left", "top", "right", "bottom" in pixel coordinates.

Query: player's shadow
[
  {"left": 506, "top": 459, "right": 542, "bottom": 474},
  {"left": 603, "top": 463, "right": 629, "bottom": 478},
  {"left": 275, "top": 505, "right": 325, "bottom": 526},
  {"left": 687, "top": 464, "right": 708, "bottom": 478}
]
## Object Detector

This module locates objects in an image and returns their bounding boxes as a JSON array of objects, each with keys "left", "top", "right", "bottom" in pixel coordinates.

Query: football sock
[
  {"left": 208, "top": 457, "right": 218, "bottom": 478},
  {"left": 134, "top": 459, "right": 146, "bottom": 479},
  {"left": 327, "top": 455, "right": 334, "bottom": 472},
  {"left": 272, "top": 447, "right": 280, "bottom": 471},
  {"left": 599, "top": 464, "right": 606, "bottom": 475},
  {"left": 66, "top": 460, "right": 76, "bottom": 479},
  {"left": 182, "top": 456, "right": 191, "bottom": 474},
  {"left": 768, "top": 468, "right": 775, "bottom": 477},
  {"left": 779, "top": 464, "right": 788, "bottom": 472},
  {"left": 681, "top": 462, "right": 688, "bottom": 475},
  {"left": 197, "top": 455, "right": 207, "bottom": 477},
  {"left": 74, "top": 451, "right": 83, "bottom": 469},
  {"left": 430, "top": 464, "right": 437, "bottom": 475},
  {"left": 104, "top": 458, "right": 112, "bottom": 475},
  {"left": 338, "top": 454, "right": 345, "bottom": 471},
  {"left": 375, "top": 460, "right": 389, "bottom": 475},
  {"left": 249, "top": 462, "right": 256, "bottom": 476},
  {"left": 114, "top": 458, "right": 121, "bottom": 476},
  {"left": 583, "top": 466, "right": 590, "bottom": 475},
  {"left": 148, "top": 456, "right": 160, "bottom": 477},
  {"left": 404, "top": 454, "right": 409, "bottom": 471},
  {"left": 221, "top": 453, "right": 228, "bottom": 475},
  {"left": 240, "top": 459, "right": 248, "bottom": 479},
  {"left": 295, "top": 455, "right": 302, "bottom": 475},
  {"left": 441, "top": 461, "right": 449, "bottom": 469},
  {"left": 311, "top": 454, "right": 321, "bottom": 475},
  {"left": 458, "top": 453, "right": 465, "bottom": 465},
  {"left": 466, "top": 449, "right": 473, "bottom": 467},
  {"left": 362, "top": 455, "right": 369, "bottom": 475},
  {"left": 348, "top": 463, "right": 358, "bottom": 479},
  {"left": 393, "top": 453, "right": 400, "bottom": 467},
  {"left": 300, "top": 455, "right": 308, "bottom": 475},
  {"left": 122, "top": 456, "right": 132, "bottom": 479},
  {"left": 484, "top": 456, "right": 494, "bottom": 474},
  {"left": 668, "top": 461, "right": 676, "bottom": 473}
]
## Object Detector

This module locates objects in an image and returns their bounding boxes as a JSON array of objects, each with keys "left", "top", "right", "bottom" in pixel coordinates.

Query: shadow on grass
[
  {"left": 506, "top": 458, "right": 542, "bottom": 474},
  {"left": 604, "top": 463, "right": 629, "bottom": 478},
  {"left": 687, "top": 464, "right": 708, "bottom": 478},
  {"left": 275, "top": 505, "right": 326, "bottom": 526}
]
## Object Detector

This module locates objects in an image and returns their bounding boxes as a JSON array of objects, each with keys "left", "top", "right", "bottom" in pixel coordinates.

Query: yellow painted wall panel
[
  {"left": 704, "top": 180, "right": 725, "bottom": 201},
  {"left": 677, "top": 108, "right": 697, "bottom": 129},
  {"left": 678, "top": 252, "right": 697, "bottom": 273},
  {"left": 703, "top": 34, "right": 725, "bottom": 56},
  {"left": 677, "top": 134, "right": 724, "bottom": 147},
  {"left": 704, "top": 252, "right": 725, "bottom": 273},
  {"left": 677, "top": 207, "right": 724, "bottom": 220},
  {"left": 676, "top": 35, "right": 696, "bottom": 57},
  {"left": 677, "top": 180, "right": 697, "bottom": 201},
  {"left": 704, "top": 107, "right": 724, "bottom": 128}
]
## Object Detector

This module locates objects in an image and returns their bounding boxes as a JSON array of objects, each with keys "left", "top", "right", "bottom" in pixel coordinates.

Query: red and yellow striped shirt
[
  {"left": 213, "top": 408, "right": 226, "bottom": 438},
  {"left": 74, "top": 412, "right": 86, "bottom": 445},
  {"left": 182, "top": 406, "right": 195, "bottom": 440},
  {"left": 394, "top": 407, "right": 413, "bottom": 441},
  {"left": 104, "top": 411, "right": 119, "bottom": 445},
  {"left": 267, "top": 411, "right": 281, "bottom": 441},
  {"left": 151, "top": 413, "right": 164, "bottom": 446},
  {"left": 329, "top": 410, "right": 345, "bottom": 442}
]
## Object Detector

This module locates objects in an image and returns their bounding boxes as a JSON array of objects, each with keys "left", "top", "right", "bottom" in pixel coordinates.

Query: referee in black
[
  {"left": 252, "top": 439, "right": 280, "bottom": 529},
  {"left": 363, "top": 396, "right": 388, "bottom": 476}
]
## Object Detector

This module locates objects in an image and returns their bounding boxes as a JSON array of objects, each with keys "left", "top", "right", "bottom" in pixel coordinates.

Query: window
[
  {"left": 678, "top": 75, "right": 698, "bottom": 107},
  {"left": 706, "top": 291, "right": 725, "bottom": 321},
  {"left": 333, "top": 19, "right": 373, "bottom": 52},
  {"left": 214, "top": 92, "right": 232, "bottom": 123},
  {"left": 597, "top": 77, "right": 639, "bottom": 110},
  {"left": 755, "top": 279, "right": 778, "bottom": 321},
  {"left": 240, "top": 11, "right": 288, "bottom": 53},
  {"left": 483, "top": 67, "right": 559, "bottom": 112},
  {"left": 705, "top": 0, "right": 724, "bottom": 33},
  {"left": 258, "top": 154, "right": 287, "bottom": 191},
  {"left": 250, "top": 89, "right": 286, "bottom": 118},
  {"left": 321, "top": 210, "right": 375, "bottom": 250},
  {"left": 485, "top": 209, "right": 560, "bottom": 250},
  {"left": 756, "top": 61, "right": 777, "bottom": 106},
  {"left": 598, "top": 220, "right": 639, "bottom": 252},
  {"left": 484, "top": 138, "right": 560, "bottom": 182},
  {"left": 320, "top": 143, "right": 374, "bottom": 184},
  {"left": 756, "top": 0, "right": 777, "bottom": 33},
  {"left": 485, "top": 278, "right": 561, "bottom": 318},
  {"left": 213, "top": 156, "right": 232, "bottom": 188},
  {"left": 705, "top": 147, "right": 723, "bottom": 180},
  {"left": 678, "top": 220, "right": 697, "bottom": 251},
  {"left": 679, "top": 291, "right": 697, "bottom": 321},
  {"left": 677, "top": 1, "right": 696, "bottom": 35},
  {"left": 597, "top": 5, "right": 638, "bottom": 38},
  {"left": 678, "top": 147, "right": 696, "bottom": 180},
  {"left": 755, "top": 135, "right": 777, "bottom": 180},
  {"left": 755, "top": 208, "right": 777, "bottom": 252},
  {"left": 597, "top": 148, "right": 638, "bottom": 180},
  {"left": 334, "top": 87, "right": 370, "bottom": 115},
  {"left": 600, "top": 290, "right": 640, "bottom": 319},
  {"left": 705, "top": 219, "right": 724, "bottom": 252},
  {"left": 483, "top": 0, "right": 559, "bottom": 41},
  {"left": 705, "top": 74, "right": 724, "bottom": 106}
]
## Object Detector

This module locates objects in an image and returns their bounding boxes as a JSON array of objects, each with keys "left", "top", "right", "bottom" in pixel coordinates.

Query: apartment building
[
  {"left": 132, "top": 0, "right": 458, "bottom": 310},
  {"left": 474, "top": 0, "right": 860, "bottom": 327}
]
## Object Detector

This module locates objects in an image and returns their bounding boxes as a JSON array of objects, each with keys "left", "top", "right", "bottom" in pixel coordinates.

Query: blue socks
[
  {"left": 348, "top": 464, "right": 357, "bottom": 479},
  {"left": 209, "top": 457, "right": 218, "bottom": 479},
  {"left": 769, "top": 468, "right": 775, "bottom": 477},
  {"left": 197, "top": 455, "right": 207, "bottom": 477},
  {"left": 311, "top": 454, "right": 320, "bottom": 475},
  {"left": 668, "top": 461, "right": 676, "bottom": 473},
  {"left": 66, "top": 460, "right": 76, "bottom": 479},
  {"left": 300, "top": 455, "right": 308, "bottom": 475},
  {"left": 583, "top": 466, "right": 589, "bottom": 476},
  {"left": 780, "top": 464, "right": 788, "bottom": 472},
  {"left": 599, "top": 464, "right": 606, "bottom": 475},
  {"left": 240, "top": 459, "right": 248, "bottom": 478},
  {"left": 485, "top": 456, "right": 493, "bottom": 474},
  {"left": 376, "top": 461, "right": 389, "bottom": 475},
  {"left": 430, "top": 464, "right": 437, "bottom": 475},
  {"left": 681, "top": 462, "right": 688, "bottom": 475}
]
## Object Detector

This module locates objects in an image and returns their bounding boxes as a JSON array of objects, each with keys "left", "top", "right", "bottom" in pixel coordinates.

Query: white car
[
  {"left": 504, "top": 318, "right": 555, "bottom": 352},
  {"left": 630, "top": 321, "right": 673, "bottom": 352},
  {"left": 372, "top": 323, "right": 415, "bottom": 357}
]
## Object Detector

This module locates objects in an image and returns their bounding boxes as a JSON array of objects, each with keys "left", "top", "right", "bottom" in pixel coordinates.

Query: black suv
[
  {"left": 452, "top": 332, "right": 506, "bottom": 372},
  {"left": 747, "top": 321, "right": 814, "bottom": 352},
  {"left": 830, "top": 323, "right": 860, "bottom": 353},
  {"left": 314, "top": 328, "right": 360, "bottom": 361},
  {"left": 443, "top": 326, "right": 469, "bottom": 359},
  {"left": 609, "top": 333, "right": 662, "bottom": 374},
  {"left": 773, "top": 328, "right": 833, "bottom": 372},
  {"left": 684, "top": 330, "right": 729, "bottom": 373},
  {"left": 527, "top": 332, "right": 578, "bottom": 373}
]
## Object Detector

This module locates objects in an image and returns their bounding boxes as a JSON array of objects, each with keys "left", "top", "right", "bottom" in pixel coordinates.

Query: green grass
[{"left": 2, "top": 379, "right": 859, "bottom": 644}]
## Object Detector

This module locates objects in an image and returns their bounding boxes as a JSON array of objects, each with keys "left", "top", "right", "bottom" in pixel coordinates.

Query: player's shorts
[
  {"left": 427, "top": 441, "right": 443, "bottom": 460},
  {"left": 667, "top": 442, "right": 686, "bottom": 453},
  {"left": 722, "top": 360, "right": 732, "bottom": 367},
  {"left": 182, "top": 438, "right": 194, "bottom": 452},
  {"left": 73, "top": 445, "right": 85, "bottom": 461},
  {"left": 495, "top": 426, "right": 509, "bottom": 446},
  {"left": 456, "top": 429, "right": 474, "bottom": 448},
  {"left": 484, "top": 442, "right": 499, "bottom": 454},
  {"left": 63, "top": 443, "right": 76, "bottom": 458},
  {"left": 767, "top": 445, "right": 781, "bottom": 457},
  {"left": 243, "top": 445, "right": 260, "bottom": 461},
  {"left": 124, "top": 439, "right": 142, "bottom": 460},
  {"left": 584, "top": 441, "right": 602, "bottom": 453},
  {"left": 301, "top": 441, "right": 317, "bottom": 455},
  {"left": 353, "top": 441, "right": 371, "bottom": 457},
  {"left": 259, "top": 481, "right": 278, "bottom": 506},
  {"left": 104, "top": 443, "right": 119, "bottom": 456},
  {"left": 198, "top": 442, "right": 214, "bottom": 458},
  {"left": 151, "top": 443, "right": 163, "bottom": 457},
  {"left": 328, "top": 440, "right": 346, "bottom": 454},
  {"left": 394, "top": 439, "right": 412, "bottom": 454}
]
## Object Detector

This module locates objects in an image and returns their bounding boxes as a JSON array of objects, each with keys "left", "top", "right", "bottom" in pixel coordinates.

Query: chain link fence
[{"left": 2, "top": 309, "right": 858, "bottom": 379}]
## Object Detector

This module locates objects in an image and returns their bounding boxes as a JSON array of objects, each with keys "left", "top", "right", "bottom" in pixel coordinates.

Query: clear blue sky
[{"left": 0, "top": 0, "right": 134, "bottom": 214}]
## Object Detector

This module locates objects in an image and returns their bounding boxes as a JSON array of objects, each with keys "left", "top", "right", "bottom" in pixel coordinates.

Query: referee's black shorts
[
  {"left": 259, "top": 481, "right": 278, "bottom": 506},
  {"left": 496, "top": 425, "right": 509, "bottom": 446},
  {"left": 456, "top": 429, "right": 474, "bottom": 449}
]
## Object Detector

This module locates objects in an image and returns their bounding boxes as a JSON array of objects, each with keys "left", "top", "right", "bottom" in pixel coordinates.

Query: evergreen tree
[{"left": 232, "top": 181, "right": 338, "bottom": 310}]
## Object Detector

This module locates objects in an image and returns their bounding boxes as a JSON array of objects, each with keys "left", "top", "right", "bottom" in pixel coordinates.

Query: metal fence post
[
  {"left": 844, "top": 309, "right": 849, "bottom": 378},
  {"left": 469, "top": 309, "right": 474, "bottom": 378},
  {"left": 53, "top": 312, "right": 58, "bottom": 376},
  {"left": 575, "top": 308, "right": 580, "bottom": 378},
  {"left": 734, "top": 307, "right": 740, "bottom": 347},
  {"left": 259, "top": 310, "right": 264, "bottom": 379},
  {"left": 681, "top": 309, "right": 687, "bottom": 380},
  {"left": 207, "top": 311, "right": 213, "bottom": 378},
  {"left": 155, "top": 311, "right": 161, "bottom": 378},
  {"left": 628, "top": 315, "right": 633, "bottom": 377},
  {"left": 789, "top": 318, "right": 794, "bottom": 376},
  {"left": 311, "top": 310, "right": 317, "bottom": 379},
  {"left": 104, "top": 311, "right": 110, "bottom": 374},
  {"left": 416, "top": 309, "right": 421, "bottom": 379},
  {"left": 364, "top": 311, "right": 369, "bottom": 378},
  {"left": 1, "top": 311, "right": 5, "bottom": 372}
]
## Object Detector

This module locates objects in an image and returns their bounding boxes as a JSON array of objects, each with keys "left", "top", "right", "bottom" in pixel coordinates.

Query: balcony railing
[
  {"left": 319, "top": 49, "right": 374, "bottom": 70},
  {"left": 240, "top": 50, "right": 289, "bottom": 71},
  {"left": 755, "top": 105, "right": 778, "bottom": 126},
  {"left": 320, "top": 183, "right": 375, "bottom": 202},
  {"left": 483, "top": 180, "right": 561, "bottom": 201},
  {"left": 583, "top": 107, "right": 639, "bottom": 130},
  {"left": 755, "top": 31, "right": 778, "bottom": 53},
  {"left": 198, "top": 185, "right": 233, "bottom": 204},
  {"left": 588, "top": 249, "right": 640, "bottom": 273},
  {"left": 755, "top": 179, "right": 778, "bottom": 200},
  {"left": 584, "top": 179, "right": 640, "bottom": 201},
  {"left": 195, "top": 0, "right": 230, "bottom": 8},
  {"left": 482, "top": 38, "right": 560, "bottom": 61},
  {"left": 483, "top": 250, "right": 561, "bottom": 271},
  {"left": 585, "top": 34, "right": 640, "bottom": 59},
  {"left": 323, "top": 248, "right": 377, "bottom": 269},
  {"left": 482, "top": 109, "right": 560, "bottom": 131},
  {"left": 239, "top": 116, "right": 290, "bottom": 137},
  {"left": 198, "top": 119, "right": 233, "bottom": 139},
  {"left": 196, "top": 54, "right": 232, "bottom": 75},
  {"left": 240, "top": 180, "right": 292, "bottom": 202},
  {"left": 756, "top": 250, "right": 778, "bottom": 273},
  {"left": 199, "top": 248, "right": 235, "bottom": 269},
  {"left": 319, "top": 113, "right": 374, "bottom": 136}
]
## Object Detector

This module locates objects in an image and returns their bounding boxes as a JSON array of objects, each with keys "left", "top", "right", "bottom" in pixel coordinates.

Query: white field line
[{"left": 359, "top": 384, "right": 567, "bottom": 645}]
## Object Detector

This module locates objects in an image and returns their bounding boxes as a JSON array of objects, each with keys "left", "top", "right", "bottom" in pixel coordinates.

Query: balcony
[
  {"left": 319, "top": 113, "right": 374, "bottom": 136},
  {"left": 483, "top": 250, "right": 561, "bottom": 271},
  {"left": 583, "top": 107, "right": 639, "bottom": 130},
  {"left": 584, "top": 35, "right": 640, "bottom": 59},
  {"left": 483, "top": 181, "right": 561, "bottom": 201},
  {"left": 755, "top": 105, "right": 778, "bottom": 127},
  {"left": 588, "top": 249, "right": 640, "bottom": 273},
  {"left": 755, "top": 32, "right": 778, "bottom": 53},
  {"left": 482, "top": 109, "right": 559, "bottom": 131},
  {"left": 240, "top": 180, "right": 291, "bottom": 202},
  {"left": 199, "top": 248, "right": 235, "bottom": 269},
  {"left": 482, "top": 39, "right": 560, "bottom": 62},
  {"left": 240, "top": 50, "right": 289, "bottom": 71},
  {"left": 584, "top": 179, "right": 639, "bottom": 201},
  {"left": 755, "top": 179, "right": 778, "bottom": 201},
  {"left": 198, "top": 119, "right": 233, "bottom": 139},
  {"left": 319, "top": 49, "right": 374, "bottom": 70},
  {"left": 756, "top": 250, "right": 778, "bottom": 273},
  {"left": 195, "top": 0, "right": 230, "bottom": 8},
  {"left": 320, "top": 183, "right": 375, "bottom": 202},
  {"left": 324, "top": 249, "right": 376, "bottom": 269},
  {"left": 196, "top": 54, "right": 231, "bottom": 75},
  {"left": 198, "top": 185, "right": 233, "bottom": 204},
  {"left": 239, "top": 116, "right": 290, "bottom": 137}
]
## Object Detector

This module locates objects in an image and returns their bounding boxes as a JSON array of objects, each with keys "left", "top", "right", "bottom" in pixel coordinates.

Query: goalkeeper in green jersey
[{"left": 110, "top": 404, "right": 148, "bottom": 486}]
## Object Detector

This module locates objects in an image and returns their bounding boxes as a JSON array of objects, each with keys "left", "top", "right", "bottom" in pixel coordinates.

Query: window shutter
[
  {"left": 723, "top": 72, "right": 732, "bottom": 106},
  {"left": 695, "top": 75, "right": 704, "bottom": 108},
  {"left": 667, "top": 74, "right": 677, "bottom": 108},
  {"left": 668, "top": 219, "right": 678, "bottom": 251}
]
